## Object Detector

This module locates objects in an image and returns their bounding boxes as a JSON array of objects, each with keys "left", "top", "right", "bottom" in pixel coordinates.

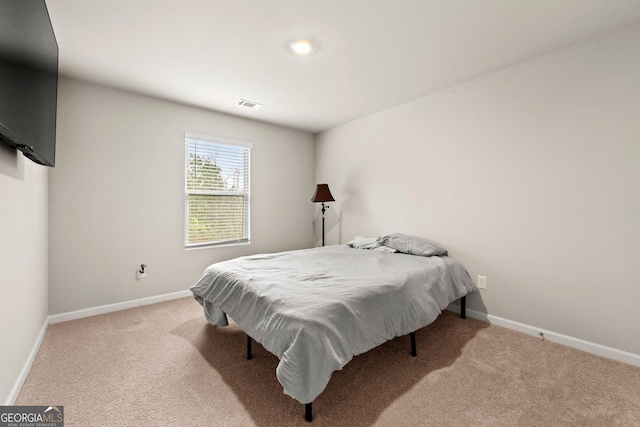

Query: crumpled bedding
[
  {"left": 190, "top": 244, "right": 476, "bottom": 404},
  {"left": 347, "top": 235, "right": 397, "bottom": 252}
]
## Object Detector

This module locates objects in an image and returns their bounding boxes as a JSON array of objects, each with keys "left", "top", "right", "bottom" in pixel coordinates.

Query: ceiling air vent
[{"left": 237, "top": 99, "right": 263, "bottom": 110}]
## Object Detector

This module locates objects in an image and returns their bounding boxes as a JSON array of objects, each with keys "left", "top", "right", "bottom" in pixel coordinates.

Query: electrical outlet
[
  {"left": 477, "top": 275, "right": 487, "bottom": 290},
  {"left": 136, "top": 264, "right": 147, "bottom": 280}
]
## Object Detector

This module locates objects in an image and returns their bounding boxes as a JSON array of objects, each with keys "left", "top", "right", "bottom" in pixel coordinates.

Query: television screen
[{"left": 0, "top": 0, "right": 58, "bottom": 167}]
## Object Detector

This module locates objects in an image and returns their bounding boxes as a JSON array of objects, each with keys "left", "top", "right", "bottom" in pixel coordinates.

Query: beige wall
[
  {"left": 49, "top": 79, "right": 315, "bottom": 314},
  {"left": 315, "top": 24, "right": 640, "bottom": 354},
  {"left": 0, "top": 150, "right": 48, "bottom": 403}
]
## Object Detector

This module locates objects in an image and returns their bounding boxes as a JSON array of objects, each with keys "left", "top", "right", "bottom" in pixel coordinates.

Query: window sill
[{"left": 185, "top": 240, "right": 250, "bottom": 251}]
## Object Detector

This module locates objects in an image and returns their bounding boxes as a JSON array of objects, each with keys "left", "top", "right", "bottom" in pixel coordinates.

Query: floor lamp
[{"left": 311, "top": 184, "right": 335, "bottom": 246}]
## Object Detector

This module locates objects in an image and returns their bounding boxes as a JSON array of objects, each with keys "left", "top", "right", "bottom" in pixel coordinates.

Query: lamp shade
[{"left": 311, "top": 184, "right": 335, "bottom": 203}]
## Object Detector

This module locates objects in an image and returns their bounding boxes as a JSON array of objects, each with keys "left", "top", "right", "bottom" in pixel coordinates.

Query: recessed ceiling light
[{"left": 289, "top": 37, "right": 316, "bottom": 56}]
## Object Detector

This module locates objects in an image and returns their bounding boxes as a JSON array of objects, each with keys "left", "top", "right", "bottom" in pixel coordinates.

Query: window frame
[{"left": 184, "top": 132, "right": 252, "bottom": 249}]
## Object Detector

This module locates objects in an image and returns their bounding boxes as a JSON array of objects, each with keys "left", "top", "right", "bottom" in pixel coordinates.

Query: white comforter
[{"left": 190, "top": 244, "right": 476, "bottom": 404}]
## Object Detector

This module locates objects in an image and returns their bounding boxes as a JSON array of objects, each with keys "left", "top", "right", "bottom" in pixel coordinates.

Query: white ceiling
[{"left": 46, "top": 0, "right": 640, "bottom": 134}]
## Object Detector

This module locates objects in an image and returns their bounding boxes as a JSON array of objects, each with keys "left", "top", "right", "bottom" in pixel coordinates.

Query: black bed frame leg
[
  {"left": 305, "top": 402, "right": 312, "bottom": 422},
  {"left": 461, "top": 295, "right": 466, "bottom": 319},
  {"left": 410, "top": 332, "right": 417, "bottom": 357},
  {"left": 246, "top": 334, "right": 252, "bottom": 360}
]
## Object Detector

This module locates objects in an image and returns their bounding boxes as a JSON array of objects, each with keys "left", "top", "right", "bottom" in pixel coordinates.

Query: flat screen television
[{"left": 0, "top": 0, "right": 58, "bottom": 167}]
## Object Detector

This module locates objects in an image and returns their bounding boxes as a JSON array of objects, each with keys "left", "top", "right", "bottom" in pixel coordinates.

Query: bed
[{"left": 190, "top": 234, "right": 477, "bottom": 421}]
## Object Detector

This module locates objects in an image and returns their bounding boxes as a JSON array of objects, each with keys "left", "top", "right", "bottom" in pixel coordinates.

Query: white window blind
[{"left": 184, "top": 133, "right": 251, "bottom": 248}]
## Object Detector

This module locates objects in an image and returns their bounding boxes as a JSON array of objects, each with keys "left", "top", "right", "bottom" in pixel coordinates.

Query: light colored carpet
[{"left": 16, "top": 297, "right": 640, "bottom": 426}]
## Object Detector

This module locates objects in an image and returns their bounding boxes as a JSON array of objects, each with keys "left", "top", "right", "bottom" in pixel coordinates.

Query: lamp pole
[{"left": 321, "top": 202, "right": 327, "bottom": 247}]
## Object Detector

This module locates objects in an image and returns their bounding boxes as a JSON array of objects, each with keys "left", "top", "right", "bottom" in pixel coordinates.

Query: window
[{"left": 184, "top": 133, "right": 252, "bottom": 248}]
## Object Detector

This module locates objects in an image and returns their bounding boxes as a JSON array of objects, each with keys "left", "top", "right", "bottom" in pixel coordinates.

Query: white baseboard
[
  {"left": 4, "top": 317, "right": 50, "bottom": 405},
  {"left": 49, "top": 290, "right": 193, "bottom": 324},
  {"left": 447, "top": 304, "right": 640, "bottom": 368}
]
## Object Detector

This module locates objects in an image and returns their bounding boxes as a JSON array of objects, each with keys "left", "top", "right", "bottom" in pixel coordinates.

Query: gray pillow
[{"left": 377, "top": 233, "right": 448, "bottom": 257}]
